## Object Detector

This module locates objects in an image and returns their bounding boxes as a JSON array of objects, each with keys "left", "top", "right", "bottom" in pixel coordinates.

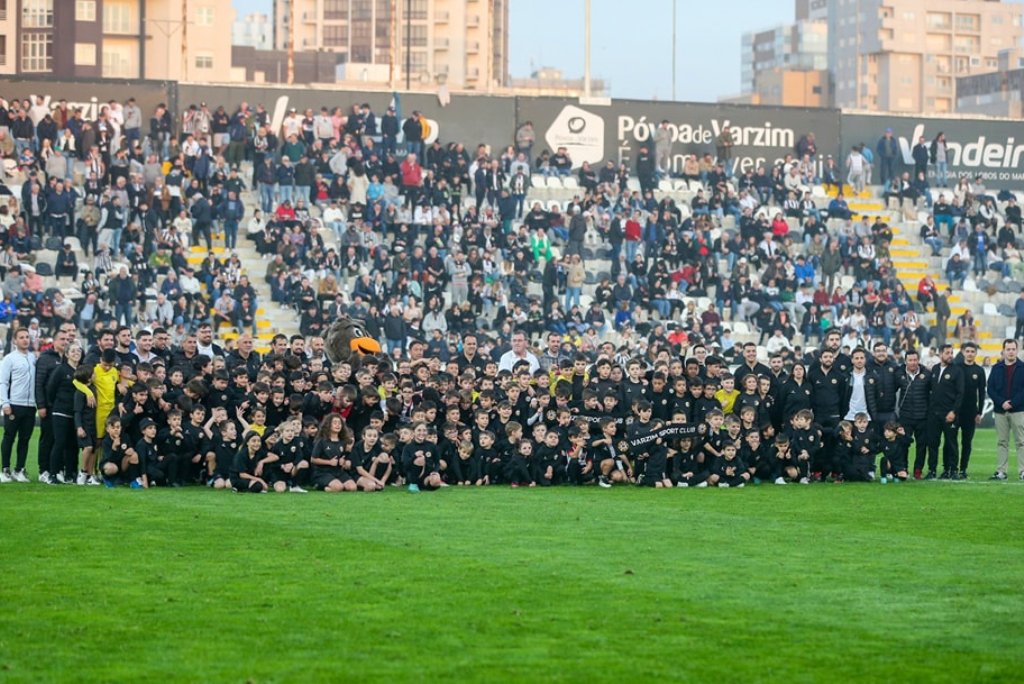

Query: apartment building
[
  {"left": 271, "top": 0, "right": 508, "bottom": 91},
  {"left": 0, "top": 0, "right": 236, "bottom": 82},
  {"left": 828, "top": 0, "right": 1024, "bottom": 113}
]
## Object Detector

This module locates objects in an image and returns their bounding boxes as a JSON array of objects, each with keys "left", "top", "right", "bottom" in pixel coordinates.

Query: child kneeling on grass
[
  {"left": 710, "top": 441, "right": 750, "bottom": 488},
  {"left": 100, "top": 416, "right": 135, "bottom": 487},
  {"left": 879, "top": 421, "right": 912, "bottom": 483},
  {"left": 231, "top": 431, "right": 280, "bottom": 493}
]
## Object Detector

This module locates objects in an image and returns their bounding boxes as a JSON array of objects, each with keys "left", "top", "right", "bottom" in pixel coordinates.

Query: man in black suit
[{"left": 924, "top": 344, "right": 964, "bottom": 480}]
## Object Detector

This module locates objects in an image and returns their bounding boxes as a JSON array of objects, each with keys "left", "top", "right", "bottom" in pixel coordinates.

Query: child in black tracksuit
[
  {"left": 879, "top": 421, "right": 912, "bottom": 482},
  {"left": 506, "top": 438, "right": 535, "bottom": 487},
  {"left": 565, "top": 427, "right": 594, "bottom": 485},
  {"left": 711, "top": 442, "right": 750, "bottom": 488},
  {"left": 533, "top": 430, "right": 563, "bottom": 486},
  {"left": 844, "top": 413, "right": 879, "bottom": 482},
  {"left": 452, "top": 439, "right": 482, "bottom": 485},
  {"left": 674, "top": 435, "right": 710, "bottom": 488},
  {"left": 771, "top": 434, "right": 807, "bottom": 484},
  {"left": 785, "top": 410, "right": 819, "bottom": 483},
  {"left": 742, "top": 430, "right": 772, "bottom": 483},
  {"left": 640, "top": 422, "right": 672, "bottom": 488},
  {"left": 480, "top": 428, "right": 504, "bottom": 484}
]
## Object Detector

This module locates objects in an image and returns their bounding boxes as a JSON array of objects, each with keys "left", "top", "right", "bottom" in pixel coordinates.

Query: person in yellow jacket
[{"left": 72, "top": 349, "right": 121, "bottom": 439}]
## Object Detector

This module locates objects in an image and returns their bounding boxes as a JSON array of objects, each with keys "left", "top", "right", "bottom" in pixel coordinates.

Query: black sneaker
[
  {"left": 939, "top": 471, "right": 951, "bottom": 480},
  {"left": 958, "top": 471, "right": 968, "bottom": 480},
  {"left": 990, "top": 471, "right": 1007, "bottom": 481},
  {"left": 950, "top": 471, "right": 961, "bottom": 481},
  {"left": 925, "top": 471, "right": 938, "bottom": 480}
]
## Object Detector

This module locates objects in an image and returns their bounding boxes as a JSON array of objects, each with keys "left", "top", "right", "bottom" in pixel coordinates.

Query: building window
[
  {"left": 22, "top": 0, "right": 53, "bottom": 28},
  {"left": 76, "top": 0, "right": 96, "bottom": 21},
  {"left": 74, "top": 42, "right": 96, "bottom": 66},
  {"left": 103, "top": 1, "right": 136, "bottom": 34},
  {"left": 325, "top": 0, "right": 349, "bottom": 21},
  {"left": 0, "top": 37, "right": 7, "bottom": 66},
  {"left": 323, "top": 25, "right": 346, "bottom": 47},
  {"left": 196, "top": 6, "right": 214, "bottom": 27},
  {"left": 102, "top": 43, "right": 135, "bottom": 77},
  {"left": 195, "top": 54, "right": 213, "bottom": 69},
  {"left": 21, "top": 32, "right": 52, "bottom": 72}
]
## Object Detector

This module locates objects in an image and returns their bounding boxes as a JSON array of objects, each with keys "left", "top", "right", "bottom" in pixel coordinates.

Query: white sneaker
[
  {"left": 736, "top": 483, "right": 745, "bottom": 488},
  {"left": 86, "top": 475, "right": 102, "bottom": 486},
  {"left": 774, "top": 477, "right": 787, "bottom": 485},
  {"left": 55, "top": 472, "right": 67, "bottom": 484},
  {"left": 696, "top": 481, "right": 708, "bottom": 488},
  {"left": 0, "top": 469, "right": 12, "bottom": 484},
  {"left": 676, "top": 481, "right": 689, "bottom": 488},
  {"left": 38, "top": 470, "right": 50, "bottom": 483},
  {"left": 289, "top": 485, "right": 307, "bottom": 493},
  {"left": 76, "top": 471, "right": 88, "bottom": 486},
  {"left": 12, "top": 469, "right": 30, "bottom": 483},
  {"left": 718, "top": 483, "right": 730, "bottom": 488},
  {"left": 799, "top": 477, "right": 810, "bottom": 485}
]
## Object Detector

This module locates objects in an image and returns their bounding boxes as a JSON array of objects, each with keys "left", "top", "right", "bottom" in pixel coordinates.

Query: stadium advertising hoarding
[
  {"left": 840, "top": 112, "right": 1024, "bottom": 189},
  {"left": 0, "top": 78, "right": 170, "bottom": 123},
  {"left": 515, "top": 97, "right": 841, "bottom": 176},
  {"left": 177, "top": 84, "right": 516, "bottom": 153}
]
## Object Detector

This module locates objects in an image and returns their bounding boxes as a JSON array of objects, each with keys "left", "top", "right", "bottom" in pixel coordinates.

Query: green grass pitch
[{"left": 1, "top": 430, "right": 1023, "bottom": 682}]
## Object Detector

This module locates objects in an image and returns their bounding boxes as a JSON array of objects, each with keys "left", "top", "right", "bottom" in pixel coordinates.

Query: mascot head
[{"left": 324, "top": 316, "right": 382, "bottom": 365}]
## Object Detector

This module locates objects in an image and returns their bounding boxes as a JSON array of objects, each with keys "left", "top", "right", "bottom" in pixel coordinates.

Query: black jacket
[
  {"left": 897, "top": 367, "right": 930, "bottom": 422},
  {"left": 927, "top": 363, "right": 964, "bottom": 416},
  {"left": 808, "top": 363, "right": 847, "bottom": 420},
  {"left": 35, "top": 349, "right": 62, "bottom": 411},
  {"left": 869, "top": 358, "right": 901, "bottom": 414},
  {"left": 45, "top": 361, "right": 76, "bottom": 415},
  {"left": 843, "top": 369, "right": 879, "bottom": 419},
  {"left": 956, "top": 361, "right": 986, "bottom": 417}
]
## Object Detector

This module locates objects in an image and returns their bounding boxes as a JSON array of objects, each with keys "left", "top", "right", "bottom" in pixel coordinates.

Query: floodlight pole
[
  {"left": 672, "top": 0, "right": 677, "bottom": 100},
  {"left": 584, "top": 0, "right": 591, "bottom": 97}
]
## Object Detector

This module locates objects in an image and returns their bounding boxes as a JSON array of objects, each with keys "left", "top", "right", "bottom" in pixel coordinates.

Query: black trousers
[
  {"left": 1, "top": 406, "right": 36, "bottom": 470},
  {"left": 925, "top": 413, "right": 959, "bottom": 474},
  {"left": 958, "top": 414, "right": 978, "bottom": 472},
  {"left": 37, "top": 414, "right": 53, "bottom": 474},
  {"left": 49, "top": 414, "right": 79, "bottom": 479},
  {"left": 903, "top": 417, "right": 929, "bottom": 472},
  {"left": 814, "top": 415, "right": 841, "bottom": 474}
]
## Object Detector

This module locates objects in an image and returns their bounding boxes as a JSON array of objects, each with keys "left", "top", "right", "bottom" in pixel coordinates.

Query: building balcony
[
  {"left": 435, "top": 11, "right": 449, "bottom": 23},
  {"left": 467, "top": 15, "right": 480, "bottom": 27},
  {"left": 467, "top": 41, "right": 479, "bottom": 53}
]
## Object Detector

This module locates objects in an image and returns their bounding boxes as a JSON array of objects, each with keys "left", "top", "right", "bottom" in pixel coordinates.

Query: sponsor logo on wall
[{"left": 544, "top": 105, "right": 605, "bottom": 165}]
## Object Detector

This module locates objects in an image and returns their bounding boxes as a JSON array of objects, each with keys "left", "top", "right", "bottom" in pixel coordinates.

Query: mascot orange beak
[{"left": 350, "top": 337, "right": 382, "bottom": 355}]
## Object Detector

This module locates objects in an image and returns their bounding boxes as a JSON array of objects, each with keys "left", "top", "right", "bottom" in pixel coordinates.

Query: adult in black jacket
[
  {"left": 780, "top": 362, "right": 814, "bottom": 424},
  {"left": 868, "top": 341, "right": 901, "bottom": 432},
  {"left": 925, "top": 344, "right": 964, "bottom": 479},
  {"left": 898, "top": 349, "right": 931, "bottom": 475},
  {"left": 955, "top": 342, "right": 987, "bottom": 478},
  {"left": 226, "top": 334, "right": 262, "bottom": 382},
  {"left": 808, "top": 348, "right": 847, "bottom": 475},
  {"left": 842, "top": 348, "right": 879, "bottom": 420},
  {"left": 35, "top": 329, "right": 68, "bottom": 481},
  {"left": 736, "top": 343, "right": 771, "bottom": 387},
  {"left": 45, "top": 345, "right": 81, "bottom": 483}
]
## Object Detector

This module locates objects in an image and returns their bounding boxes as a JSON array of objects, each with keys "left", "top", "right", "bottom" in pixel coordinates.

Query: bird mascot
[{"left": 324, "top": 316, "right": 383, "bottom": 365}]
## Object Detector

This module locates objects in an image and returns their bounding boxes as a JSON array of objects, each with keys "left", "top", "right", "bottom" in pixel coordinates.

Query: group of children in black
[{"left": 86, "top": 332, "right": 923, "bottom": 494}]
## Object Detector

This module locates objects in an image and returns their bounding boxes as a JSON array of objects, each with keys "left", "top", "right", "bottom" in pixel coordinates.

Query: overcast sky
[{"left": 232, "top": 0, "right": 799, "bottom": 101}]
